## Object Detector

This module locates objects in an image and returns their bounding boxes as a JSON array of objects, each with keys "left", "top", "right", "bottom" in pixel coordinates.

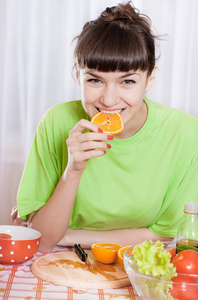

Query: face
[{"left": 77, "top": 67, "right": 156, "bottom": 138}]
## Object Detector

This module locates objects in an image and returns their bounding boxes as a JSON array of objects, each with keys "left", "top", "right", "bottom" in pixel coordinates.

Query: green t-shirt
[{"left": 17, "top": 97, "right": 198, "bottom": 238}]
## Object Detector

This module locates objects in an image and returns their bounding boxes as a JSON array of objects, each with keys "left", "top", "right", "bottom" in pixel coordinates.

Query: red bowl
[{"left": 0, "top": 225, "right": 41, "bottom": 264}]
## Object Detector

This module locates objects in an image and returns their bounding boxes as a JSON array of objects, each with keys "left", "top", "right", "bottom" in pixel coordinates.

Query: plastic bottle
[{"left": 176, "top": 201, "right": 198, "bottom": 254}]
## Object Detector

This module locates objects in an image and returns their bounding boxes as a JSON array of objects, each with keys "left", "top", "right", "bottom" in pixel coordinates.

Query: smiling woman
[
  {"left": 1, "top": 1, "right": 198, "bottom": 228},
  {"left": 12, "top": 2, "right": 198, "bottom": 252},
  {"left": 4, "top": 1, "right": 198, "bottom": 254}
]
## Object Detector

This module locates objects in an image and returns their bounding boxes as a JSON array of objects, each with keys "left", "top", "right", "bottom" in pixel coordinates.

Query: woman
[{"left": 14, "top": 2, "right": 198, "bottom": 252}]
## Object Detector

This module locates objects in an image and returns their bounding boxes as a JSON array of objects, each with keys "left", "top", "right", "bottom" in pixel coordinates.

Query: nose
[{"left": 99, "top": 84, "right": 119, "bottom": 107}]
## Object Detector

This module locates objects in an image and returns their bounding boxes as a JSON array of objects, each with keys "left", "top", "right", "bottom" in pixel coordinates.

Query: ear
[
  {"left": 75, "top": 69, "right": 80, "bottom": 85},
  {"left": 145, "top": 66, "right": 156, "bottom": 92}
]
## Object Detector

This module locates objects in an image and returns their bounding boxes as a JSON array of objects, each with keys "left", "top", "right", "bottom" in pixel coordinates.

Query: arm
[
  {"left": 28, "top": 168, "right": 82, "bottom": 252},
  {"left": 57, "top": 228, "right": 173, "bottom": 249},
  {"left": 29, "top": 119, "right": 112, "bottom": 252}
]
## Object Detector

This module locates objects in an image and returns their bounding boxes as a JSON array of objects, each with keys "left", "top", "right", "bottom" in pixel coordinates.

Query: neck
[{"left": 115, "top": 101, "right": 148, "bottom": 139}]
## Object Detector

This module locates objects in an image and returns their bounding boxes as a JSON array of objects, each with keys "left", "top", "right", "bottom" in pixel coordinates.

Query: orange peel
[
  {"left": 91, "top": 242, "right": 122, "bottom": 264},
  {"left": 91, "top": 112, "right": 124, "bottom": 135},
  {"left": 118, "top": 245, "right": 133, "bottom": 268}
]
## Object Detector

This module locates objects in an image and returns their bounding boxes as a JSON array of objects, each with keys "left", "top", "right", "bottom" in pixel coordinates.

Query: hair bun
[
  {"left": 105, "top": 6, "right": 117, "bottom": 14},
  {"left": 101, "top": 2, "right": 139, "bottom": 23}
]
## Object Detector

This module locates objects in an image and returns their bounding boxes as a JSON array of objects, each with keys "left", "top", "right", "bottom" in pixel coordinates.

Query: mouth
[{"left": 96, "top": 107, "right": 125, "bottom": 114}]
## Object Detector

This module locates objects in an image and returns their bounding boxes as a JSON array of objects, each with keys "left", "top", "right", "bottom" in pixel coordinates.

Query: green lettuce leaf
[
  {"left": 132, "top": 240, "right": 176, "bottom": 280},
  {"left": 130, "top": 240, "right": 178, "bottom": 299}
]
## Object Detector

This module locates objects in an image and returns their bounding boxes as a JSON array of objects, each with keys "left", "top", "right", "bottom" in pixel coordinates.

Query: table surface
[{"left": 0, "top": 245, "right": 140, "bottom": 300}]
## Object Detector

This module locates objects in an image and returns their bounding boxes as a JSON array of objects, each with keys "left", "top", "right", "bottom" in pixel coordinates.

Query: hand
[
  {"left": 66, "top": 119, "right": 113, "bottom": 173},
  {"left": 11, "top": 205, "right": 27, "bottom": 226}
]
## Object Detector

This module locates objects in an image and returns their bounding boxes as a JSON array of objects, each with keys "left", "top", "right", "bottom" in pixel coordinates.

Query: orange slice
[
  {"left": 91, "top": 242, "right": 122, "bottom": 264},
  {"left": 118, "top": 245, "right": 133, "bottom": 268},
  {"left": 91, "top": 112, "right": 124, "bottom": 135},
  {"left": 0, "top": 233, "right": 12, "bottom": 239}
]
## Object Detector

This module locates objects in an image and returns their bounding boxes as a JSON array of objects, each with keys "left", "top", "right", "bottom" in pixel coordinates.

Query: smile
[{"left": 96, "top": 107, "right": 125, "bottom": 114}]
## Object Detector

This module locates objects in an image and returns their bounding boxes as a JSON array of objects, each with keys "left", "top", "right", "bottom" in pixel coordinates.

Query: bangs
[{"left": 74, "top": 22, "right": 152, "bottom": 73}]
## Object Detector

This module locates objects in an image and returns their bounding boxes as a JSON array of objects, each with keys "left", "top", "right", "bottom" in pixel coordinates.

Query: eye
[
  {"left": 87, "top": 78, "right": 101, "bottom": 83},
  {"left": 123, "top": 79, "right": 136, "bottom": 84}
]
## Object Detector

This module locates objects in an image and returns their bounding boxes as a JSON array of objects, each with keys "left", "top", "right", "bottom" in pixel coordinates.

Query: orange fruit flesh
[
  {"left": 0, "top": 233, "right": 12, "bottom": 239},
  {"left": 91, "top": 242, "right": 122, "bottom": 264},
  {"left": 118, "top": 245, "right": 134, "bottom": 268},
  {"left": 91, "top": 112, "right": 124, "bottom": 135}
]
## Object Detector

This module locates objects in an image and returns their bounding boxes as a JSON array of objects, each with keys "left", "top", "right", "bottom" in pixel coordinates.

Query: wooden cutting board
[{"left": 31, "top": 250, "right": 131, "bottom": 289}]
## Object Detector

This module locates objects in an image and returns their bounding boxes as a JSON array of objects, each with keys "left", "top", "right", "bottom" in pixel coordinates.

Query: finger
[
  {"left": 14, "top": 218, "right": 27, "bottom": 227},
  {"left": 72, "top": 149, "right": 106, "bottom": 163},
  {"left": 69, "top": 119, "right": 102, "bottom": 137},
  {"left": 66, "top": 132, "right": 113, "bottom": 152},
  {"left": 11, "top": 206, "right": 18, "bottom": 221},
  {"left": 71, "top": 141, "right": 111, "bottom": 152},
  {"left": 71, "top": 131, "right": 113, "bottom": 144}
]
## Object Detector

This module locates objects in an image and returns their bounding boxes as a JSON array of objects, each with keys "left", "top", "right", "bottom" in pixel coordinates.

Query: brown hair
[{"left": 73, "top": 1, "right": 158, "bottom": 75}]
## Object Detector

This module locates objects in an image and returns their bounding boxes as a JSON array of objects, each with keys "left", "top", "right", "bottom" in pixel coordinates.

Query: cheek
[
  {"left": 126, "top": 92, "right": 145, "bottom": 108},
  {"left": 82, "top": 86, "right": 100, "bottom": 104}
]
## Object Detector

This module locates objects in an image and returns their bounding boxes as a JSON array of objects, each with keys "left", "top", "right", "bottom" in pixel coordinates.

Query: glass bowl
[{"left": 124, "top": 242, "right": 198, "bottom": 300}]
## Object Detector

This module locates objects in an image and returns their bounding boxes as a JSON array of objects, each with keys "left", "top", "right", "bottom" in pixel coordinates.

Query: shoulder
[
  {"left": 37, "top": 100, "right": 87, "bottom": 132},
  {"left": 145, "top": 98, "right": 198, "bottom": 154},
  {"left": 44, "top": 100, "right": 86, "bottom": 120},
  {"left": 146, "top": 98, "right": 198, "bottom": 135}
]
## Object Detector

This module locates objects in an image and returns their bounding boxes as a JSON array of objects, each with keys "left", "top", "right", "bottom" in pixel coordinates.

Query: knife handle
[{"left": 74, "top": 244, "right": 88, "bottom": 262}]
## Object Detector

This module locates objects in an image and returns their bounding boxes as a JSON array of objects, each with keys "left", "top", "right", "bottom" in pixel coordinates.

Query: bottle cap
[{"left": 184, "top": 201, "right": 198, "bottom": 213}]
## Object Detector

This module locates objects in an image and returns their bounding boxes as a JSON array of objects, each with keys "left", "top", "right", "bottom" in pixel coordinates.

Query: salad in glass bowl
[{"left": 124, "top": 240, "right": 198, "bottom": 300}]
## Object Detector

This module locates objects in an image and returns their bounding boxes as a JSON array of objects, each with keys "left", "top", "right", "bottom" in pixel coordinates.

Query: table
[{"left": 0, "top": 246, "right": 140, "bottom": 300}]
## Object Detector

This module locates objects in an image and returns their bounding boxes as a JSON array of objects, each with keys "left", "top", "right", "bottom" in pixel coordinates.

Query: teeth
[{"left": 99, "top": 109, "right": 124, "bottom": 114}]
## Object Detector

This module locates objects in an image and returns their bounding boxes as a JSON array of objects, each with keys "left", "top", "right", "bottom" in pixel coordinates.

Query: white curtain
[{"left": 0, "top": 0, "right": 198, "bottom": 225}]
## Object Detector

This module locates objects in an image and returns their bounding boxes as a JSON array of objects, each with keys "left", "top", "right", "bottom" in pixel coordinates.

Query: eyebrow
[
  {"left": 84, "top": 71, "right": 102, "bottom": 79},
  {"left": 84, "top": 71, "right": 140, "bottom": 79},
  {"left": 120, "top": 72, "right": 140, "bottom": 78}
]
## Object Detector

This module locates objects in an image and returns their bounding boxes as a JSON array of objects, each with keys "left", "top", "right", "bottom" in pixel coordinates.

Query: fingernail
[
  {"left": 107, "top": 144, "right": 111, "bottom": 149},
  {"left": 107, "top": 135, "right": 113, "bottom": 140},
  {"left": 98, "top": 128, "right": 103, "bottom": 133}
]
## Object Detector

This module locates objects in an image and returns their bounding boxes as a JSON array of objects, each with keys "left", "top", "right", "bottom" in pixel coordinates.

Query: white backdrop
[{"left": 0, "top": 0, "right": 198, "bottom": 225}]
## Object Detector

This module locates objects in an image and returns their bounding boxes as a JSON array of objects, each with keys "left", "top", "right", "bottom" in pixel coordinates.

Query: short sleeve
[
  {"left": 149, "top": 152, "right": 198, "bottom": 238},
  {"left": 17, "top": 118, "right": 61, "bottom": 219}
]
